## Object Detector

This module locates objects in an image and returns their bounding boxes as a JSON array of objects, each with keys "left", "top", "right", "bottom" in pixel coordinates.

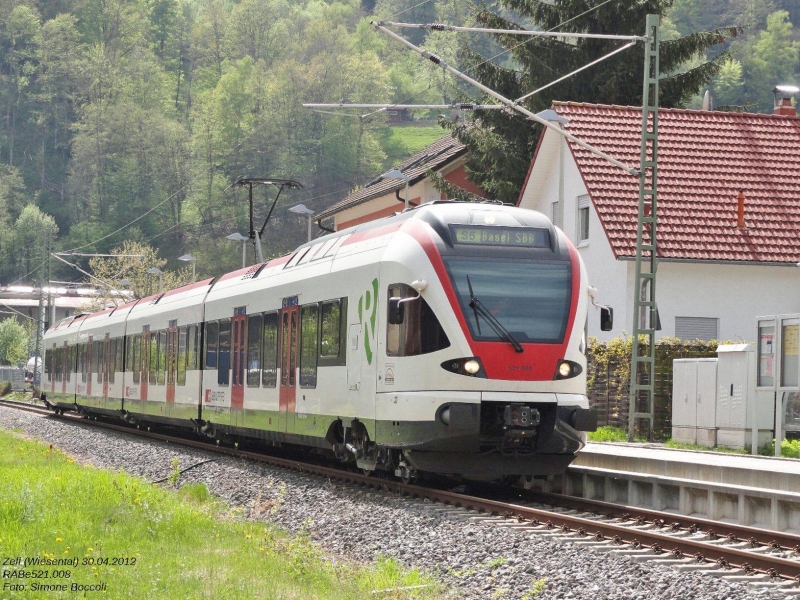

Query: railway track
[{"left": 2, "top": 397, "right": 800, "bottom": 590}]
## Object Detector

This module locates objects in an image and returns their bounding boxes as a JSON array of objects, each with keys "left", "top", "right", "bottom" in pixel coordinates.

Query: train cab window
[
  {"left": 218, "top": 319, "right": 231, "bottom": 386},
  {"left": 187, "top": 325, "right": 198, "bottom": 370},
  {"left": 157, "top": 331, "right": 167, "bottom": 385},
  {"left": 177, "top": 327, "right": 187, "bottom": 386},
  {"left": 205, "top": 321, "right": 218, "bottom": 369},
  {"left": 299, "top": 304, "right": 318, "bottom": 388},
  {"left": 246, "top": 314, "right": 262, "bottom": 387},
  {"left": 320, "top": 300, "right": 342, "bottom": 358},
  {"left": 261, "top": 312, "right": 278, "bottom": 387},
  {"left": 386, "top": 284, "right": 450, "bottom": 357}
]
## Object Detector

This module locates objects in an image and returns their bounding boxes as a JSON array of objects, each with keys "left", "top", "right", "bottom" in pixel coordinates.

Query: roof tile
[{"left": 550, "top": 102, "right": 800, "bottom": 263}]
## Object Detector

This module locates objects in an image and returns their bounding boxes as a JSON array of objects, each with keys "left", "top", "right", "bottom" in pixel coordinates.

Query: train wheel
[{"left": 400, "top": 469, "right": 417, "bottom": 485}]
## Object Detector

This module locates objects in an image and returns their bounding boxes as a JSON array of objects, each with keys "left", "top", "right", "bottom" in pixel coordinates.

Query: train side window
[
  {"left": 218, "top": 319, "right": 231, "bottom": 386},
  {"left": 149, "top": 334, "right": 158, "bottom": 385},
  {"left": 115, "top": 338, "right": 122, "bottom": 379},
  {"left": 125, "top": 336, "right": 133, "bottom": 372},
  {"left": 187, "top": 325, "right": 197, "bottom": 370},
  {"left": 45, "top": 346, "right": 51, "bottom": 382},
  {"left": 80, "top": 344, "right": 86, "bottom": 383},
  {"left": 177, "top": 326, "right": 187, "bottom": 386},
  {"left": 299, "top": 304, "right": 318, "bottom": 388},
  {"left": 205, "top": 321, "right": 218, "bottom": 369},
  {"left": 320, "top": 300, "right": 341, "bottom": 358},
  {"left": 94, "top": 342, "right": 102, "bottom": 384},
  {"left": 386, "top": 284, "right": 450, "bottom": 357},
  {"left": 132, "top": 335, "right": 140, "bottom": 385},
  {"left": 54, "top": 348, "right": 61, "bottom": 383},
  {"left": 157, "top": 331, "right": 167, "bottom": 385},
  {"left": 261, "top": 312, "right": 278, "bottom": 387},
  {"left": 109, "top": 339, "right": 116, "bottom": 384},
  {"left": 246, "top": 314, "right": 262, "bottom": 387}
]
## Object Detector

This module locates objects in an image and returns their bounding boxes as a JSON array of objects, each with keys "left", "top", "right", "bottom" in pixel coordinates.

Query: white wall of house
[{"left": 519, "top": 130, "right": 800, "bottom": 344}]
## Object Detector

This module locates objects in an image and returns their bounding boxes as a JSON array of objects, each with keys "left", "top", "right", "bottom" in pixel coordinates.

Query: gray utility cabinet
[
  {"left": 672, "top": 358, "right": 718, "bottom": 447},
  {"left": 716, "top": 343, "right": 771, "bottom": 449}
]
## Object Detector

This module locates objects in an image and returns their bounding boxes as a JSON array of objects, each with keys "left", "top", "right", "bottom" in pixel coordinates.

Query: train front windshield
[{"left": 445, "top": 258, "right": 572, "bottom": 344}]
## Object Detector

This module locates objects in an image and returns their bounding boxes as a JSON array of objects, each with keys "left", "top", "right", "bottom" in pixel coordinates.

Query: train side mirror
[
  {"left": 600, "top": 306, "right": 613, "bottom": 331},
  {"left": 388, "top": 297, "right": 405, "bottom": 325}
]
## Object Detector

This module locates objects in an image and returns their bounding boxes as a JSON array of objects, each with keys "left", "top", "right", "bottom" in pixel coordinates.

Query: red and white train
[{"left": 43, "top": 202, "right": 610, "bottom": 480}]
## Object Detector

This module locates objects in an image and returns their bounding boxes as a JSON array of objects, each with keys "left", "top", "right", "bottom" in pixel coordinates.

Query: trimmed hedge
[{"left": 587, "top": 336, "right": 723, "bottom": 440}]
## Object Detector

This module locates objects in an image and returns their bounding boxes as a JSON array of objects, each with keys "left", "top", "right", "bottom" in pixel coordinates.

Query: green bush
[
  {"left": 759, "top": 438, "right": 800, "bottom": 459},
  {"left": 588, "top": 426, "right": 628, "bottom": 442},
  {"left": 0, "top": 381, "right": 11, "bottom": 396}
]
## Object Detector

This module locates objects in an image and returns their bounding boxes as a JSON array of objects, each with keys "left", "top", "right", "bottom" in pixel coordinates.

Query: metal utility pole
[
  {"left": 629, "top": 14, "right": 661, "bottom": 441},
  {"left": 33, "top": 230, "right": 49, "bottom": 387}
]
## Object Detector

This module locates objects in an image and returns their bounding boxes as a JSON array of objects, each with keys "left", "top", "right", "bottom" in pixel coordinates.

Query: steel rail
[
  {"left": 525, "top": 490, "right": 800, "bottom": 552},
  {"left": 2, "top": 399, "right": 798, "bottom": 583}
]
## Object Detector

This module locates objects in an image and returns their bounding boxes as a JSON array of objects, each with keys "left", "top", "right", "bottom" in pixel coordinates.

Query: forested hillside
[{"left": 0, "top": 0, "right": 797, "bottom": 286}]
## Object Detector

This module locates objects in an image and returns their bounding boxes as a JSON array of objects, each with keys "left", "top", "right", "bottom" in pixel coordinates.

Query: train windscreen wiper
[{"left": 465, "top": 275, "right": 524, "bottom": 353}]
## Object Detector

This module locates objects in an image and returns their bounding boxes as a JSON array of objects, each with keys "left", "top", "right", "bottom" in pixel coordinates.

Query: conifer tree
[{"left": 444, "top": 0, "right": 741, "bottom": 203}]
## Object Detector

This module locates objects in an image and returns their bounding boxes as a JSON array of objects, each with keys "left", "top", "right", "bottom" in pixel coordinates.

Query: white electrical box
[
  {"left": 672, "top": 358, "right": 718, "bottom": 446},
  {"left": 717, "top": 343, "right": 772, "bottom": 449}
]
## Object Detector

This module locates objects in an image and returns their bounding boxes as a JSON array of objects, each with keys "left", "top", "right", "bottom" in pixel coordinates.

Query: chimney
[
  {"left": 737, "top": 190, "right": 745, "bottom": 229},
  {"left": 773, "top": 85, "right": 799, "bottom": 116}
]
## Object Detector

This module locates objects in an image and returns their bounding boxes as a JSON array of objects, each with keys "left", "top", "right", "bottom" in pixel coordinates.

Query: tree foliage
[
  {"left": 0, "top": 0, "right": 793, "bottom": 287},
  {"left": 0, "top": 318, "right": 29, "bottom": 366},
  {"left": 446, "top": 0, "right": 740, "bottom": 202}
]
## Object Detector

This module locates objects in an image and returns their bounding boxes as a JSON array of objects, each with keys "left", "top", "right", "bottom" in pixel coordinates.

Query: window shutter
[{"left": 675, "top": 317, "right": 719, "bottom": 341}]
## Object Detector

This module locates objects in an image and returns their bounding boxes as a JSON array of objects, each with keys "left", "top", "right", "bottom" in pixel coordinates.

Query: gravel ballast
[{"left": 1, "top": 407, "right": 797, "bottom": 600}]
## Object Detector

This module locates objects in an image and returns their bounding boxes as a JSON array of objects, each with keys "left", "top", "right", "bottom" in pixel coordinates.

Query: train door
[
  {"left": 166, "top": 320, "right": 177, "bottom": 405},
  {"left": 141, "top": 327, "right": 150, "bottom": 402},
  {"left": 102, "top": 334, "right": 110, "bottom": 402},
  {"left": 231, "top": 308, "right": 247, "bottom": 412},
  {"left": 50, "top": 344, "right": 56, "bottom": 394},
  {"left": 279, "top": 298, "right": 299, "bottom": 432}
]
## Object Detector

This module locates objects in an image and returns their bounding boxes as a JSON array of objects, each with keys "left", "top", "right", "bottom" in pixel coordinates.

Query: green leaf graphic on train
[{"left": 358, "top": 278, "right": 379, "bottom": 365}]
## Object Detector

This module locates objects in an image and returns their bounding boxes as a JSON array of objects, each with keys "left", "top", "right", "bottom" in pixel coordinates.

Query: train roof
[{"left": 47, "top": 201, "right": 553, "bottom": 331}]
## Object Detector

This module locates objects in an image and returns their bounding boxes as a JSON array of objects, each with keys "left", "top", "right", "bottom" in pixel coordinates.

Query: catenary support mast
[{"left": 629, "top": 14, "right": 660, "bottom": 441}]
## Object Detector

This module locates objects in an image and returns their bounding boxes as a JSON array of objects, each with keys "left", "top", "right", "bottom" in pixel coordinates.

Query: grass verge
[
  {"left": 379, "top": 124, "right": 447, "bottom": 167},
  {"left": 0, "top": 431, "right": 440, "bottom": 599}
]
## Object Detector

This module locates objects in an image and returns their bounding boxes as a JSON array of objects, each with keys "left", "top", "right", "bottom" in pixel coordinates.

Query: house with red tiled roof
[
  {"left": 318, "top": 133, "right": 483, "bottom": 230},
  {"left": 519, "top": 101, "right": 800, "bottom": 342}
]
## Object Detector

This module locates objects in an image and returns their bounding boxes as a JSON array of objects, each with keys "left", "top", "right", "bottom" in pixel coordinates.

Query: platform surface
[{"left": 574, "top": 442, "right": 800, "bottom": 492}]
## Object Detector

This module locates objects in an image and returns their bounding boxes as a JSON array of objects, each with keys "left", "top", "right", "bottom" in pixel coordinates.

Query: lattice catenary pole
[{"left": 628, "top": 14, "right": 660, "bottom": 442}]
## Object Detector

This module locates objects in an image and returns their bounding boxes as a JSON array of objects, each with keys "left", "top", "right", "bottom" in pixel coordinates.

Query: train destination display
[{"left": 450, "top": 225, "right": 549, "bottom": 248}]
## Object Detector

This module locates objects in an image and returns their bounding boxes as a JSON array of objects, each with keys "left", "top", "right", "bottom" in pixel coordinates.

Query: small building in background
[
  {"left": 317, "top": 134, "right": 483, "bottom": 230},
  {"left": 519, "top": 101, "right": 800, "bottom": 342},
  {"left": 0, "top": 285, "right": 103, "bottom": 328}
]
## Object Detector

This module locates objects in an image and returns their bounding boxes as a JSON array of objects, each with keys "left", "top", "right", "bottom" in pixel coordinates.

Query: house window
[
  {"left": 551, "top": 201, "right": 560, "bottom": 228},
  {"left": 577, "top": 195, "right": 590, "bottom": 244},
  {"left": 675, "top": 317, "right": 718, "bottom": 342}
]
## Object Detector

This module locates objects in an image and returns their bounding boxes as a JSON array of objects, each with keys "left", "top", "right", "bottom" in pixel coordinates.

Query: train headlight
[
  {"left": 440, "top": 357, "right": 486, "bottom": 377},
  {"left": 554, "top": 359, "right": 583, "bottom": 380},
  {"left": 464, "top": 359, "right": 480, "bottom": 374}
]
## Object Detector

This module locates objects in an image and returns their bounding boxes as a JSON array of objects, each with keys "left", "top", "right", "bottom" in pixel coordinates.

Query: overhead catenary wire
[
  {"left": 371, "top": 22, "right": 640, "bottom": 177},
  {"left": 379, "top": 21, "right": 646, "bottom": 41}
]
